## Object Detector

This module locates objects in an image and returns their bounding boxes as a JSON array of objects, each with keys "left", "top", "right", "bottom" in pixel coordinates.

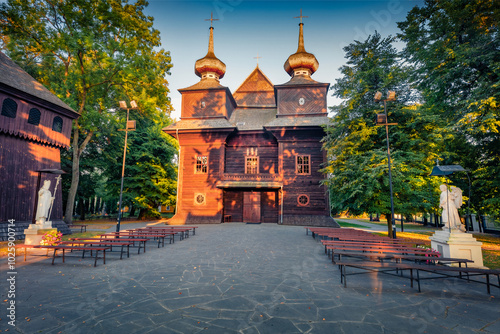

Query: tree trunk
[
  {"left": 386, "top": 212, "right": 394, "bottom": 238},
  {"left": 64, "top": 125, "right": 80, "bottom": 224},
  {"left": 89, "top": 196, "right": 95, "bottom": 215},
  {"left": 79, "top": 198, "right": 85, "bottom": 221},
  {"left": 63, "top": 119, "right": 94, "bottom": 224}
]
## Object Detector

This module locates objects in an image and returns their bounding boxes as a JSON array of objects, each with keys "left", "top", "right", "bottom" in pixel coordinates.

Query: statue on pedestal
[
  {"left": 439, "top": 184, "right": 464, "bottom": 231},
  {"left": 35, "top": 179, "right": 53, "bottom": 225}
]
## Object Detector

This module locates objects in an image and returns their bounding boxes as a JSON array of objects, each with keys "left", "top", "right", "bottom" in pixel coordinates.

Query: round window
[
  {"left": 299, "top": 97, "right": 305, "bottom": 106},
  {"left": 297, "top": 194, "right": 309, "bottom": 206},
  {"left": 195, "top": 193, "right": 206, "bottom": 205}
]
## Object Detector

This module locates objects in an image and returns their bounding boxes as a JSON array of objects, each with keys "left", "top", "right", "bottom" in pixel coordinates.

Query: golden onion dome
[
  {"left": 195, "top": 27, "right": 226, "bottom": 80},
  {"left": 284, "top": 23, "right": 319, "bottom": 77}
]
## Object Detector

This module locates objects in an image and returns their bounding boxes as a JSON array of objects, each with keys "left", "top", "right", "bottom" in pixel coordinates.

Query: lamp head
[
  {"left": 387, "top": 91, "right": 396, "bottom": 101},
  {"left": 119, "top": 101, "right": 127, "bottom": 109},
  {"left": 130, "top": 100, "right": 138, "bottom": 109},
  {"left": 374, "top": 91, "right": 382, "bottom": 102}
]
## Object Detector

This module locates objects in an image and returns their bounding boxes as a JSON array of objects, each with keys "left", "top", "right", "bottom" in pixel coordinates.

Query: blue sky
[{"left": 144, "top": 0, "right": 425, "bottom": 119}]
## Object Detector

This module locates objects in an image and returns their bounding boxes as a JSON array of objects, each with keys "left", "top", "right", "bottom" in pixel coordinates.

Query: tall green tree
[
  {"left": 104, "top": 112, "right": 178, "bottom": 219},
  {"left": 324, "top": 32, "right": 446, "bottom": 236},
  {"left": 398, "top": 0, "right": 500, "bottom": 215},
  {"left": 0, "top": 0, "right": 173, "bottom": 223}
]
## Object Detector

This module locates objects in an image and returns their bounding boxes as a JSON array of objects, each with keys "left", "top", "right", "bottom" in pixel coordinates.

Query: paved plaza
[{"left": 1, "top": 223, "right": 499, "bottom": 333}]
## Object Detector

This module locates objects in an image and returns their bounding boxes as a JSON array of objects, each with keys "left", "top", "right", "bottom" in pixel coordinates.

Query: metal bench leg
[
  {"left": 52, "top": 249, "right": 57, "bottom": 265},
  {"left": 417, "top": 270, "right": 421, "bottom": 292},
  {"left": 94, "top": 250, "right": 99, "bottom": 267},
  {"left": 410, "top": 269, "right": 414, "bottom": 288}
]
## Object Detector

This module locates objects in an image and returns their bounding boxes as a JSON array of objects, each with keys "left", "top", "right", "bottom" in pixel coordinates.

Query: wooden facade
[
  {"left": 0, "top": 51, "right": 79, "bottom": 239},
  {"left": 163, "top": 23, "right": 337, "bottom": 226}
]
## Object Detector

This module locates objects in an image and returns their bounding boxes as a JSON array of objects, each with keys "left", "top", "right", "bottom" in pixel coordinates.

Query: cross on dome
[
  {"left": 294, "top": 9, "right": 308, "bottom": 24},
  {"left": 205, "top": 12, "right": 218, "bottom": 28}
]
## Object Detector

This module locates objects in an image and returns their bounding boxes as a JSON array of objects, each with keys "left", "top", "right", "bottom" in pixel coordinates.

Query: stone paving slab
[{"left": 1, "top": 223, "right": 499, "bottom": 333}]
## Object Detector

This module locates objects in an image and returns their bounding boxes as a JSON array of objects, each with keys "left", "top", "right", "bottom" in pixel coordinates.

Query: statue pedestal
[
  {"left": 24, "top": 223, "right": 55, "bottom": 245},
  {"left": 430, "top": 230, "right": 484, "bottom": 268}
]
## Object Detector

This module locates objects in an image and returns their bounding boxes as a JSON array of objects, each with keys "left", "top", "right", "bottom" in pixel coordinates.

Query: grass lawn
[
  {"left": 371, "top": 230, "right": 500, "bottom": 269},
  {"left": 336, "top": 220, "right": 371, "bottom": 229},
  {"left": 352, "top": 218, "right": 442, "bottom": 231}
]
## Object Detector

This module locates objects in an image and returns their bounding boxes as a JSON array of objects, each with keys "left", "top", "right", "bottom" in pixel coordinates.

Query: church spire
[
  {"left": 195, "top": 13, "right": 226, "bottom": 81},
  {"left": 284, "top": 10, "right": 319, "bottom": 77}
]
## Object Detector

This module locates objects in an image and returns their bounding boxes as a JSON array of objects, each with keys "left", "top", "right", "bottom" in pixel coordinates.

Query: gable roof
[
  {"left": 0, "top": 51, "right": 76, "bottom": 113},
  {"left": 233, "top": 65, "right": 275, "bottom": 107}
]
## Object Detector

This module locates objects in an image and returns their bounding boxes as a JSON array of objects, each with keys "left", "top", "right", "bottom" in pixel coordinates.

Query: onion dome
[
  {"left": 195, "top": 26, "right": 226, "bottom": 81},
  {"left": 284, "top": 22, "right": 319, "bottom": 77}
]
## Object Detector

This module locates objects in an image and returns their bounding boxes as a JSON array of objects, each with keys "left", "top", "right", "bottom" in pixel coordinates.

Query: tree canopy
[
  {"left": 0, "top": 0, "right": 176, "bottom": 221},
  {"left": 323, "top": 32, "right": 447, "bottom": 235},
  {"left": 398, "top": 0, "right": 500, "bottom": 215}
]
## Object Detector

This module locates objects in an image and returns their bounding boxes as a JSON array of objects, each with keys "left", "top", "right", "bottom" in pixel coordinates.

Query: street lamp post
[
  {"left": 116, "top": 100, "right": 137, "bottom": 232},
  {"left": 375, "top": 91, "right": 397, "bottom": 238}
]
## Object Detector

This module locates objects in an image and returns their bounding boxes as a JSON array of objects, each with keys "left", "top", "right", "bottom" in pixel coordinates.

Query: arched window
[
  {"left": 1, "top": 98, "right": 17, "bottom": 118},
  {"left": 52, "top": 116, "right": 63, "bottom": 133},
  {"left": 28, "top": 108, "right": 41, "bottom": 126}
]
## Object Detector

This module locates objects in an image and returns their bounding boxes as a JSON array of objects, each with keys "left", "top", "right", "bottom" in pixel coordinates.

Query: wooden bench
[
  {"left": 67, "top": 224, "right": 87, "bottom": 233},
  {"left": 71, "top": 237, "right": 148, "bottom": 254},
  {"left": 155, "top": 225, "right": 199, "bottom": 236},
  {"left": 336, "top": 260, "right": 500, "bottom": 294},
  {"left": 326, "top": 245, "right": 440, "bottom": 259},
  {"left": 332, "top": 251, "right": 474, "bottom": 277},
  {"left": 15, "top": 244, "right": 49, "bottom": 261},
  {"left": 322, "top": 240, "right": 432, "bottom": 256},
  {"left": 62, "top": 240, "right": 132, "bottom": 259},
  {"left": 141, "top": 227, "right": 189, "bottom": 240},
  {"left": 43, "top": 245, "right": 110, "bottom": 267},
  {"left": 103, "top": 231, "right": 173, "bottom": 247}
]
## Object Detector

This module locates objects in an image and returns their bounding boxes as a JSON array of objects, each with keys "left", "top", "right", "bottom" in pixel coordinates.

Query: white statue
[
  {"left": 439, "top": 184, "right": 464, "bottom": 231},
  {"left": 35, "top": 180, "right": 52, "bottom": 225}
]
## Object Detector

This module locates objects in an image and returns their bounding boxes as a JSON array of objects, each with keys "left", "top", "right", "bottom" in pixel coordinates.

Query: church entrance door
[{"left": 243, "top": 192, "right": 261, "bottom": 223}]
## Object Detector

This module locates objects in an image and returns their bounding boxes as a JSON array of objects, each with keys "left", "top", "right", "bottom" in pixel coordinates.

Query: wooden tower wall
[
  {"left": 0, "top": 134, "right": 64, "bottom": 222},
  {"left": 275, "top": 84, "right": 329, "bottom": 116},
  {"left": 180, "top": 89, "right": 235, "bottom": 119}
]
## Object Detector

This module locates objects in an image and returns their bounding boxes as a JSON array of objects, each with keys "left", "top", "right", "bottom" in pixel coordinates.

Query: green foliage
[
  {"left": 324, "top": 32, "right": 446, "bottom": 221},
  {"left": 398, "top": 0, "right": 500, "bottom": 214},
  {"left": 104, "top": 112, "right": 178, "bottom": 220},
  {"left": 0, "top": 0, "right": 175, "bottom": 221}
]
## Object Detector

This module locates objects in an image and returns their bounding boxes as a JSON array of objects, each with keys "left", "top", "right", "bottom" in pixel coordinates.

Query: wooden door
[{"left": 243, "top": 192, "right": 261, "bottom": 223}]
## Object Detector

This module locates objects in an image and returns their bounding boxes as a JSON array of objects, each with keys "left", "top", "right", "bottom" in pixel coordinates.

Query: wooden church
[
  {"left": 0, "top": 51, "right": 79, "bottom": 239},
  {"left": 163, "top": 19, "right": 336, "bottom": 226}
]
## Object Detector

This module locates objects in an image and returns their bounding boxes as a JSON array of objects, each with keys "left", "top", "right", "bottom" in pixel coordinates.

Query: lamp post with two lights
[
  {"left": 116, "top": 100, "right": 137, "bottom": 232},
  {"left": 375, "top": 91, "right": 397, "bottom": 238}
]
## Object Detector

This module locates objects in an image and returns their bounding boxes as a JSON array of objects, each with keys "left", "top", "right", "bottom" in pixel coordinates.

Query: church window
[
  {"left": 52, "top": 116, "right": 63, "bottom": 133},
  {"left": 245, "top": 147, "right": 259, "bottom": 174},
  {"left": 296, "top": 155, "right": 310, "bottom": 175},
  {"left": 195, "top": 155, "right": 208, "bottom": 174},
  {"left": 194, "top": 193, "right": 206, "bottom": 205},
  {"left": 297, "top": 194, "right": 310, "bottom": 206},
  {"left": 1, "top": 98, "right": 17, "bottom": 118},
  {"left": 28, "top": 108, "right": 41, "bottom": 126},
  {"left": 245, "top": 157, "right": 259, "bottom": 174}
]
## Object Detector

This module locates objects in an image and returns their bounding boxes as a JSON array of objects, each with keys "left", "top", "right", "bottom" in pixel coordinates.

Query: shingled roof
[
  {"left": 233, "top": 66, "right": 276, "bottom": 107},
  {"left": 0, "top": 51, "right": 76, "bottom": 113}
]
